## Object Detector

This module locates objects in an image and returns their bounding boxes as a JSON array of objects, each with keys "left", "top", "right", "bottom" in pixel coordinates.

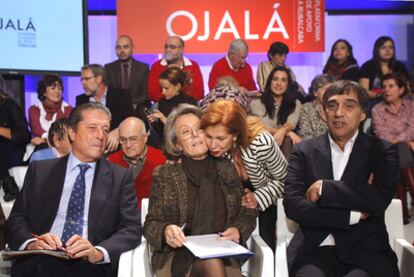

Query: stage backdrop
[{"left": 118, "top": 0, "right": 325, "bottom": 53}]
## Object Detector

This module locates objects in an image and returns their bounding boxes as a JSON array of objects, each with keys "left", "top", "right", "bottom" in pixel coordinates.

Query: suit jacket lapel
[
  {"left": 313, "top": 134, "right": 334, "bottom": 180},
  {"left": 129, "top": 60, "right": 138, "bottom": 87},
  {"left": 341, "top": 132, "right": 370, "bottom": 180},
  {"left": 88, "top": 158, "right": 111, "bottom": 242},
  {"left": 43, "top": 156, "right": 68, "bottom": 231}
]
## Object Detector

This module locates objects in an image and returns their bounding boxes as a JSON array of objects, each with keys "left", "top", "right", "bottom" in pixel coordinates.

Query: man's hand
[
  {"left": 66, "top": 235, "right": 103, "bottom": 263},
  {"left": 306, "top": 180, "right": 322, "bottom": 203},
  {"left": 105, "top": 128, "right": 119, "bottom": 153},
  {"left": 218, "top": 227, "right": 240, "bottom": 243},
  {"left": 27, "top": 233, "right": 63, "bottom": 250},
  {"left": 242, "top": 188, "right": 257, "bottom": 209},
  {"left": 31, "top": 136, "right": 45, "bottom": 146}
]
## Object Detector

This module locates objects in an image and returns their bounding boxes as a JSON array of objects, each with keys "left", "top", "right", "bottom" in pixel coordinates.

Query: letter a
[
  {"left": 263, "top": 3, "right": 289, "bottom": 39},
  {"left": 214, "top": 11, "right": 240, "bottom": 40}
]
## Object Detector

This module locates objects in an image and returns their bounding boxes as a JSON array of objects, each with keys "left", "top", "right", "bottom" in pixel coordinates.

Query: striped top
[{"left": 240, "top": 131, "right": 288, "bottom": 211}]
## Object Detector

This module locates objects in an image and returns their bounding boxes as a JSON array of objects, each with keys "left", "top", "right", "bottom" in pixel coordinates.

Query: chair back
[
  {"left": 277, "top": 198, "right": 298, "bottom": 243},
  {"left": 384, "top": 199, "right": 404, "bottom": 250}
]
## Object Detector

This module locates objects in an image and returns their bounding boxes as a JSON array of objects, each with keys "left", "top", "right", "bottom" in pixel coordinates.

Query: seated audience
[
  {"left": 144, "top": 104, "right": 256, "bottom": 277},
  {"left": 323, "top": 39, "right": 359, "bottom": 81},
  {"left": 104, "top": 35, "right": 150, "bottom": 122},
  {"left": 0, "top": 74, "right": 31, "bottom": 201},
  {"left": 284, "top": 80, "right": 399, "bottom": 277},
  {"left": 76, "top": 64, "right": 133, "bottom": 153},
  {"left": 257, "top": 41, "right": 297, "bottom": 92},
  {"left": 249, "top": 66, "right": 302, "bottom": 157},
  {"left": 359, "top": 36, "right": 409, "bottom": 101},
  {"left": 146, "top": 67, "right": 197, "bottom": 148},
  {"left": 30, "top": 118, "right": 71, "bottom": 162},
  {"left": 298, "top": 74, "right": 336, "bottom": 140},
  {"left": 199, "top": 76, "right": 249, "bottom": 111},
  {"left": 200, "top": 100, "right": 288, "bottom": 251},
  {"left": 148, "top": 36, "right": 204, "bottom": 102},
  {"left": 208, "top": 39, "right": 257, "bottom": 92},
  {"left": 372, "top": 73, "right": 414, "bottom": 224},
  {"left": 29, "top": 75, "right": 72, "bottom": 147},
  {"left": 108, "top": 117, "right": 166, "bottom": 208},
  {"left": 5, "top": 102, "right": 141, "bottom": 277}
]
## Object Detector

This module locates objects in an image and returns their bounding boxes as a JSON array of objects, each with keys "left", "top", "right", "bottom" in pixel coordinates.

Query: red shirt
[
  {"left": 148, "top": 57, "right": 204, "bottom": 102},
  {"left": 108, "top": 146, "right": 166, "bottom": 208}
]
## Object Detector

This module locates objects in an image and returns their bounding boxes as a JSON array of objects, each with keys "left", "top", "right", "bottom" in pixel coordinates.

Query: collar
[
  {"left": 67, "top": 152, "right": 96, "bottom": 173},
  {"left": 160, "top": 56, "right": 192, "bottom": 67},
  {"left": 121, "top": 59, "right": 132, "bottom": 66},
  {"left": 328, "top": 130, "right": 358, "bottom": 153},
  {"left": 122, "top": 146, "right": 147, "bottom": 165},
  {"left": 90, "top": 86, "right": 108, "bottom": 103},
  {"left": 225, "top": 54, "right": 244, "bottom": 71}
]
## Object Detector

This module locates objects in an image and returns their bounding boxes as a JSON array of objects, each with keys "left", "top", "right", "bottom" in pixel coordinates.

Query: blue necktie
[{"left": 61, "top": 164, "right": 90, "bottom": 244}]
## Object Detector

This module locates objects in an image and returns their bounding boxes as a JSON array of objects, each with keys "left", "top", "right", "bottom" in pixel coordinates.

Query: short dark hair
[
  {"left": 81, "top": 64, "right": 106, "bottom": 83},
  {"left": 69, "top": 102, "right": 112, "bottom": 131},
  {"left": 37, "top": 75, "right": 63, "bottom": 101},
  {"left": 323, "top": 80, "right": 369, "bottom": 114},
  {"left": 267, "top": 42, "right": 289, "bottom": 61},
  {"left": 48, "top": 118, "right": 70, "bottom": 147},
  {"left": 159, "top": 67, "right": 189, "bottom": 87}
]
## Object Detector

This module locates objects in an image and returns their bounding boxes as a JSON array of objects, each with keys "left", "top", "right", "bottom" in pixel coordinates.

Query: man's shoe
[{"left": 1, "top": 177, "right": 19, "bottom": 202}]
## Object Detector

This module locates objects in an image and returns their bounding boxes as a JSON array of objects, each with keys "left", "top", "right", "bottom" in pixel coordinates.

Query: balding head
[{"left": 118, "top": 117, "right": 148, "bottom": 160}]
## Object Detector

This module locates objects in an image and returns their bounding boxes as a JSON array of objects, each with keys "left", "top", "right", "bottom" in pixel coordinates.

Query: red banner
[{"left": 118, "top": 0, "right": 325, "bottom": 53}]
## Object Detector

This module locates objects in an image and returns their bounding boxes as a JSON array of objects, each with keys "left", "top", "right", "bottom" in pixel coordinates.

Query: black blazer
[
  {"left": 75, "top": 87, "right": 133, "bottom": 130},
  {"left": 5, "top": 156, "right": 141, "bottom": 269},
  {"left": 283, "top": 132, "right": 399, "bottom": 277},
  {"left": 104, "top": 59, "right": 149, "bottom": 108}
]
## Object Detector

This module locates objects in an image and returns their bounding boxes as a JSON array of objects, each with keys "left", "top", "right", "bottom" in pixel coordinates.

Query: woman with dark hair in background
[
  {"left": 372, "top": 73, "right": 414, "bottom": 224},
  {"left": 0, "top": 74, "right": 31, "bottom": 202},
  {"left": 250, "top": 66, "right": 301, "bottom": 157},
  {"left": 359, "top": 36, "right": 409, "bottom": 100},
  {"left": 146, "top": 67, "right": 197, "bottom": 148},
  {"left": 28, "top": 75, "right": 72, "bottom": 147},
  {"left": 323, "top": 39, "right": 359, "bottom": 81}
]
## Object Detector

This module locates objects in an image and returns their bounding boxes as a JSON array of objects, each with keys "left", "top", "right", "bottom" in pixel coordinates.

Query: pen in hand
[{"left": 31, "top": 233, "right": 66, "bottom": 252}]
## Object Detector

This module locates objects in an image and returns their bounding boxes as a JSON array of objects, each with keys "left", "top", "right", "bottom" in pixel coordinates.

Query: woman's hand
[
  {"left": 242, "top": 188, "right": 257, "bottom": 209},
  {"left": 272, "top": 128, "right": 287, "bottom": 146},
  {"left": 287, "top": 131, "right": 302, "bottom": 144},
  {"left": 31, "top": 136, "right": 45, "bottom": 145},
  {"left": 219, "top": 227, "right": 240, "bottom": 243},
  {"left": 147, "top": 109, "right": 167, "bottom": 124},
  {"left": 164, "top": 224, "right": 186, "bottom": 248}
]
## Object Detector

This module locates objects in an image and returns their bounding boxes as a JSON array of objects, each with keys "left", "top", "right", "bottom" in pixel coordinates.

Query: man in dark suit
[
  {"left": 284, "top": 80, "right": 399, "bottom": 277},
  {"left": 76, "top": 64, "right": 133, "bottom": 152},
  {"left": 5, "top": 102, "right": 141, "bottom": 277},
  {"left": 104, "top": 35, "right": 150, "bottom": 123}
]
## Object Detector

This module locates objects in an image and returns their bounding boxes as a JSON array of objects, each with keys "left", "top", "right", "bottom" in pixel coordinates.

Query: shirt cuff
[
  {"left": 19, "top": 238, "right": 37, "bottom": 250},
  {"left": 349, "top": 211, "right": 361, "bottom": 225},
  {"left": 95, "top": 246, "right": 111, "bottom": 264},
  {"left": 41, "top": 132, "right": 48, "bottom": 140},
  {"left": 318, "top": 181, "right": 323, "bottom": 196}
]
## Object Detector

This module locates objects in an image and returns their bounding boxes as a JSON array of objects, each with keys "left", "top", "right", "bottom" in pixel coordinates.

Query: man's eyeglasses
[
  {"left": 119, "top": 135, "right": 142, "bottom": 145},
  {"left": 81, "top": 75, "right": 96, "bottom": 82},
  {"left": 177, "top": 126, "right": 204, "bottom": 140},
  {"left": 164, "top": 44, "right": 182, "bottom": 50}
]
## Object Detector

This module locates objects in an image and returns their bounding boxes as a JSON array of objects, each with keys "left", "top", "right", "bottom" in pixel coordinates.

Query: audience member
[
  {"left": 199, "top": 76, "right": 249, "bottom": 111},
  {"left": 257, "top": 41, "right": 297, "bottom": 92},
  {"left": 200, "top": 100, "right": 288, "bottom": 251},
  {"left": 108, "top": 117, "right": 166, "bottom": 208},
  {"left": 144, "top": 104, "right": 256, "bottom": 276},
  {"left": 323, "top": 39, "right": 359, "bottom": 81},
  {"left": 284, "top": 80, "right": 399, "bottom": 277},
  {"left": 146, "top": 67, "right": 197, "bottom": 147},
  {"left": 249, "top": 66, "right": 301, "bottom": 157},
  {"left": 298, "top": 74, "right": 336, "bottom": 140},
  {"left": 76, "top": 64, "right": 133, "bottom": 153},
  {"left": 148, "top": 36, "right": 204, "bottom": 102},
  {"left": 0, "top": 74, "right": 31, "bottom": 201},
  {"left": 29, "top": 75, "right": 72, "bottom": 147},
  {"left": 5, "top": 102, "right": 141, "bottom": 277},
  {"left": 104, "top": 35, "right": 150, "bottom": 121},
  {"left": 359, "top": 36, "right": 409, "bottom": 100},
  {"left": 372, "top": 73, "right": 414, "bottom": 224},
  {"left": 30, "top": 118, "right": 71, "bottom": 162},
  {"left": 208, "top": 39, "right": 257, "bottom": 92}
]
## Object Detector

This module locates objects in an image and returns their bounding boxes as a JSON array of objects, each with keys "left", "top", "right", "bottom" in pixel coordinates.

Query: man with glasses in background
[
  {"left": 208, "top": 38, "right": 257, "bottom": 92},
  {"left": 148, "top": 36, "right": 204, "bottom": 101},
  {"left": 76, "top": 64, "right": 133, "bottom": 153},
  {"left": 108, "top": 117, "right": 165, "bottom": 208}
]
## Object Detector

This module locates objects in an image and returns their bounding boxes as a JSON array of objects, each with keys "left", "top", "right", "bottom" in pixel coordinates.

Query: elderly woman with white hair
[{"left": 144, "top": 104, "right": 256, "bottom": 277}]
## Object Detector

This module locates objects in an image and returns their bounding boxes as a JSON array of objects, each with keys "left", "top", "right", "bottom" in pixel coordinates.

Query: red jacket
[
  {"left": 108, "top": 146, "right": 166, "bottom": 208},
  {"left": 148, "top": 57, "right": 204, "bottom": 102}
]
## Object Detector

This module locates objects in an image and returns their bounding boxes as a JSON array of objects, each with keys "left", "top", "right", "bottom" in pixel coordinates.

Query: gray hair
[
  {"left": 81, "top": 64, "right": 106, "bottom": 83},
  {"left": 164, "top": 104, "right": 202, "bottom": 157},
  {"left": 69, "top": 102, "right": 112, "bottom": 130},
  {"left": 310, "top": 74, "right": 337, "bottom": 95},
  {"left": 228, "top": 39, "right": 248, "bottom": 54}
]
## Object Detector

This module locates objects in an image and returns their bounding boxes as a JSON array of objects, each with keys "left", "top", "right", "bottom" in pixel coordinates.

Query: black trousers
[
  {"left": 258, "top": 204, "right": 277, "bottom": 252},
  {"left": 12, "top": 255, "right": 116, "bottom": 277}
]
